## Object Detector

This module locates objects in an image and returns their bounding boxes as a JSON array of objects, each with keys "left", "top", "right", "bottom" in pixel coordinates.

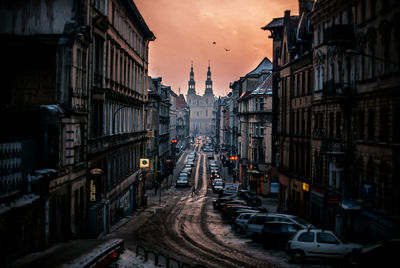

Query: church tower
[
  {"left": 188, "top": 62, "right": 196, "bottom": 95},
  {"left": 204, "top": 61, "right": 213, "bottom": 95}
]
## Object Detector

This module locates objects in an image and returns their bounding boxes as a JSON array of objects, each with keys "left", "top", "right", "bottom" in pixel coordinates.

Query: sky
[{"left": 135, "top": 0, "right": 298, "bottom": 97}]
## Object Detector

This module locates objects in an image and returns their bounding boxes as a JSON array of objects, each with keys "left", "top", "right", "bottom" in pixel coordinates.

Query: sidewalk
[{"left": 10, "top": 152, "right": 188, "bottom": 268}]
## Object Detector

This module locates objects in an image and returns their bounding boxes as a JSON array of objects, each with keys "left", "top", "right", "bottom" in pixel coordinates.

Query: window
[
  {"left": 370, "top": 0, "right": 376, "bottom": 17},
  {"left": 379, "top": 108, "right": 388, "bottom": 142},
  {"left": 360, "top": 0, "right": 366, "bottom": 23},
  {"left": 394, "top": 106, "right": 400, "bottom": 143},
  {"left": 336, "top": 112, "right": 342, "bottom": 138},
  {"left": 94, "top": 35, "right": 104, "bottom": 76},
  {"left": 367, "top": 109, "right": 375, "bottom": 141},
  {"left": 298, "top": 232, "right": 314, "bottom": 242},
  {"left": 358, "top": 110, "right": 365, "bottom": 140},
  {"left": 317, "top": 233, "right": 339, "bottom": 244},
  {"left": 329, "top": 112, "right": 334, "bottom": 137},
  {"left": 110, "top": 46, "right": 114, "bottom": 80}
]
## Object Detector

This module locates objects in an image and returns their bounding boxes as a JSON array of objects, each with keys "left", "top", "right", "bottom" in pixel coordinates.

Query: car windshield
[
  {"left": 215, "top": 182, "right": 223, "bottom": 186},
  {"left": 334, "top": 233, "right": 350, "bottom": 244}
]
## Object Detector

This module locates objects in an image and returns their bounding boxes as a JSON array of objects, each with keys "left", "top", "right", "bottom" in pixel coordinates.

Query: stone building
[
  {"left": 86, "top": 0, "right": 154, "bottom": 237},
  {"left": 176, "top": 94, "right": 190, "bottom": 152},
  {"left": 146, "top": 77, "right": 171, "bottom": 190},
  {"left": 0, "top": 0, "right": 94, "bottom": 260},
  {"left": 234, "top": 58, "right": 273, "bottom": 195},
  {"left": 309, "top": 0, "right": 400, "bottom": 241},
  {"left": 264, "top": 0, "right": 314, "bottom": 218},
  {"left": 186, "top": 63, "right": 216, "bottom": 137}
]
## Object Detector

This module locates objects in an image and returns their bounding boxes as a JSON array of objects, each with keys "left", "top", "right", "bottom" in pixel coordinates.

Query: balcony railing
[
  {"left": 323, "top": 24, "right": 354, "bottom": 47},
  {"left": 322, "top": 80, "right": 353, "bottom": 99}
]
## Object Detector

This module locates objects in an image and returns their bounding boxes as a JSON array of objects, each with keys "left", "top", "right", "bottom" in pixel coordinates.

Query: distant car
[
  {"left": 176, "top": 177, "right": 189, "bottom": 187},
  {"left": 349, "top": 238, "right": 400, "bottom": 267},
  {"left": 286, "top": 229, "right": 362, "bottom": 263},
  {"left": 260, "top": 222, "right": 301, "bottom": 249},
  {"left": 212, "top": 180, "right": 224, "bottom": 193}
]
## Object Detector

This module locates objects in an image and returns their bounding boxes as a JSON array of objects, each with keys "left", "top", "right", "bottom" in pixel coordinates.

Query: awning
[{"left": 341, "top": 200, "right": 361, "bottom": 210}]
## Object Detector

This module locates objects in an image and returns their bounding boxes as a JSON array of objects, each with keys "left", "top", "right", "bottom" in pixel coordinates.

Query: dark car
[
  {"left": 221, "top": 205, "right": 253, "bottom": 219},
  {"left": 349, "top": 238, "right": 400, "bottom": 267},
  {"left": 213, "top": 197, "right": 243, "bottom": 210},
  {"left": 259, "top": 222, "right": 301, "bottom": 249},
  {"left": 238, "top": 190, "right": 262, "bottom": 207}
]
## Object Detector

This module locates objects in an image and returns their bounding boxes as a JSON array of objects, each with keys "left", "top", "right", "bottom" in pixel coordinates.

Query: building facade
[
  {"left": 0, "top": 0, "right": 94, "bottom": 260},
  {"left": 264, "top": 1, "right": 314, "bottom": 218},
  {"left": 309, "top": 0, "right": 400, "bottom": 241},
  {"left": 176, "top": 94, "right": 190, "bottom": 153},
  {"left": 186, "top": 63, "right": 216, "bottom": 137},
  {"left": 236, "top": 59, "right": 274, "bottom": 195}
]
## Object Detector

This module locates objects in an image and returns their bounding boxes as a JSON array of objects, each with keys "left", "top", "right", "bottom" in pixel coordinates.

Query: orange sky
[{"left": 135, "top": 0, "right": 298, "bottom": 97}]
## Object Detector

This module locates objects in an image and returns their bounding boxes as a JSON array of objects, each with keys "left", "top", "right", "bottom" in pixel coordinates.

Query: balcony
[
  {"left": 323, "top": 24, "right": 354, "bottom": 47},
  {"left": 322, "top": 80, "right": 353, "bottom": 99},
  {"left": 88, "top": 131, "right": 147, "bottom": 155}
]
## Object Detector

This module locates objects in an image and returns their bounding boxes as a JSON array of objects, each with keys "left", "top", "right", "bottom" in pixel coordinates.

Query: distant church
[{"left": 186, "top": 62, "right": 216, "bottom": 137}]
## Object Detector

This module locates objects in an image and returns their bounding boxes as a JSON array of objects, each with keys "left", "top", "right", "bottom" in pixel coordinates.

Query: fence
[{"left": 136, "top": 244, "right": 207, "bottom": 268}]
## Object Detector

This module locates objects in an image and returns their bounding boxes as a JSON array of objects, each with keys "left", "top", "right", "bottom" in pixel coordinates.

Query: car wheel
[{"left": 289, "top": 250, "right": 304, "bottom": 263}]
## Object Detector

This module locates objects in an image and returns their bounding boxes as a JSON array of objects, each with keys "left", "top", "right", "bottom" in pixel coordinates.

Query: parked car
[
  {"left": 176, "top": 177, "right": 189, "bottom": 188},
  {"left": 181, "top": 167, "right": 191, "bottom": 176},
  {"left": 221, "top": 205, "right": 253, "bottom": 219},
  {"left": 260, "top": 222, "right": 301, "bottom": 249},
  {"left": 219, "top": 200, "right": 248, "bottom": 211},
  {"left": 213, "top": 196, "right": 241, "bottom": 210},
  {"left": 264, "top": 213, "right": 314, "bottom": 229},
  {"left": 244, "top": 213, "right": 269, "bottom": 239},
  {"left": 238, "top": 190, "right": 262, "bottom": 207},
  {"left": 349, "top": 238, "right": 400, "bottom": 267},
  {"left": 286, "top": 229, "right": 362, "bottom": 263},
  {"left": 229, "top": 208, "right": 266, "bottom": 223},
  {"left": 232, "top": 212, "right": 260, "bottom": 234}
]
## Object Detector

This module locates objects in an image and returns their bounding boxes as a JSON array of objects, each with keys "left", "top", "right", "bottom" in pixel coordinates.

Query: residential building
[
  {"left": 146, "top": 78, "right": 171, "bottom": 189},
  {"left": 264, "top": 1, "right": 314, "bottom": 218},
  {"left": 235, "top": 58, "right": 274, "bottom": 195},
  {"left": 85, "top": 0, "right": 154, "bottom": 237},
  {"left": 0, "top": 0, "right": 93, "bottom": 259},
  {"left": 168, "top": 88, "right": 177, "bottom": 161},
  {"left": 309, "top": 0, "right": 400, "bottom": 241},
  {"left": 176, "top": 94, "right": 190, "bottom": 153}
]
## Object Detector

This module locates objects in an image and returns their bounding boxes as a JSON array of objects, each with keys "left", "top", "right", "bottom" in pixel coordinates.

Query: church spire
[
  {"left": 188, "top": 61, "right": 196, "bottom": 95},
  {"left": 204, "top": 60, "right": 213, "bottom": 95}
]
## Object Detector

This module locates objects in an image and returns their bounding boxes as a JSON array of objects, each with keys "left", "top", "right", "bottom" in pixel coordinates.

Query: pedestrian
[{"left": 192, "top": 185, "right": 196, "bottom": 196}]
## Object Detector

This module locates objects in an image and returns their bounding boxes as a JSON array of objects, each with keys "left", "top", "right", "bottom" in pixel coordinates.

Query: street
[{"left": 108, "top": 144, "right": 347, "bottom": 268}]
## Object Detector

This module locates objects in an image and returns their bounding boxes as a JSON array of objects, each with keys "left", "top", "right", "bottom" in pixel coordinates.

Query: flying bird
[
  {"left": 224, "top": 48, "right": 231, "bottom": 51},
  {"left": 212, "top": 41, "right": 216, "bottom": 45}
]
